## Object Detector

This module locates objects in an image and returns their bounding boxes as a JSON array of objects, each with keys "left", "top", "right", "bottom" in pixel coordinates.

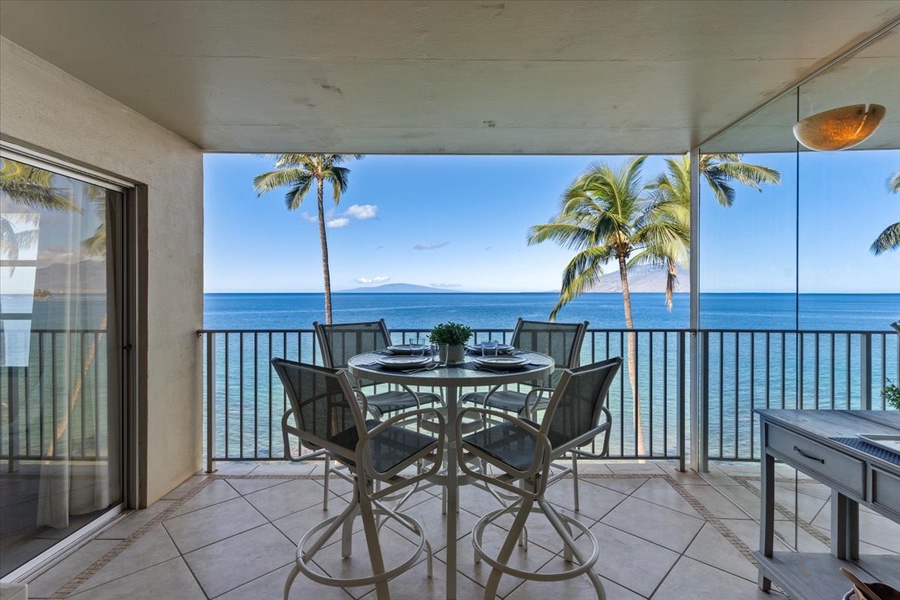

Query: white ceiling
[{"left": 1, "top": 0, "right": 899, "bottom": 154}]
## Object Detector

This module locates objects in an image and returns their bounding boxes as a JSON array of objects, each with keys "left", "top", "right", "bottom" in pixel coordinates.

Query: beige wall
[{"left": 0, "top": 37, "right": 203, "bottom": 505}]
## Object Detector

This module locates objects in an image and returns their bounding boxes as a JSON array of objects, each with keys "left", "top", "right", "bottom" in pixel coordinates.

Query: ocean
[{"left": 203, "top": 292, "right": 900, "bottom": 332}]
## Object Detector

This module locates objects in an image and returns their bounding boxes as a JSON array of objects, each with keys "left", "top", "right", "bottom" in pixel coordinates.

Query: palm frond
[
  {"left": 527, "top": 221, "right": 596, "bottom": 252},
  {"left": 870, "top": 222, "right": 900, "bottom": 255},
  {"left": 0, "top": 162, "right": 80, "bottom": 213},
  {"left": 700, "top": 154, "right": 781, "bottom": 207},
  {"left": 253, "top": 168, "right": 310, "bottom": 194},
  {"left": 549, "top": 246, "right": 609, "bottom": 320},
  {"left": 889, "top": 172, "right": 900, "bottom": 193},
  {"left": 325, "top": 166, "right": 350, "bottom": 203},
  {"left": 284, "top": 177, "right": 314, "bottom": 210},
  {"left": 82, "top": 222, "right": 106, "bottom": 257}
]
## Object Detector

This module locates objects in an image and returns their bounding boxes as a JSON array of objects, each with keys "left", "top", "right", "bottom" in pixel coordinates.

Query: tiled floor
[{"left": 20, "top": 460, "right": 899, "bottom": 599}]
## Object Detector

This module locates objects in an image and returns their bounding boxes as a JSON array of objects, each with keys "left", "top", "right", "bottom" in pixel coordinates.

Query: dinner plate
[
  {"left": 473, "top": 355, "right": 529, "bottom": 370},
  {"left": 467, "top": 343, "right": 514, "bottom": 353},
  {"left": 387, "top": 344, "right": 429, "bottom": 355},
  {"left": 376, "top": 356, "right": 431, "bottom": 370}
]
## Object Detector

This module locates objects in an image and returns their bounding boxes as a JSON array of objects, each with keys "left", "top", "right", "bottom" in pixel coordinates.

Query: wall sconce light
[{"left": 793, "top": 103, "right": 886, "bottom": 151}]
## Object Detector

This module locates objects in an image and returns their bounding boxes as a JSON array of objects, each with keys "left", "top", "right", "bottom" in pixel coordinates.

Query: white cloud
[
  {"left": 346, "top": 204, "right": 378, "bottom": 220},
  {"left": 431, "top": 283, "right": 462, "bottom": 288},
  {"left": 299, "top": 213, "right": 316, "bottom": 223},
  {"left": 355, "top": 276, "right": 391, "bottom": 284},
  {"left": 413, "top": 241, "right": 448, "bottom": 251},
  {"left": 326, "top": 217, "right": 349, "bottom": 228}
]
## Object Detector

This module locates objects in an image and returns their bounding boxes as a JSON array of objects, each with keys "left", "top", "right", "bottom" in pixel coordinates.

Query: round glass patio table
[{"left": 347, "top": 351, "right": 554, "bottom": 600}]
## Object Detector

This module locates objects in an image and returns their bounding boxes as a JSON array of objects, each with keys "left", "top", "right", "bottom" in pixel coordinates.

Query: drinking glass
[
  {"left": 482, "top": 340, "right": 499, "bottom": 356},
  {"left": 409, "top": 334, "right": 424, "bottom": 356}
]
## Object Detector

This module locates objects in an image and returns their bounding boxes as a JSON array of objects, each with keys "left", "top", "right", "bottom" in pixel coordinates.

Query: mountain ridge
[{"left": 338, "top": 283, "right": 460, "bottom": 293}]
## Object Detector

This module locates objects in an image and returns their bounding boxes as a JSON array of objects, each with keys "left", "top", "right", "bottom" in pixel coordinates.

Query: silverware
[
  {"left": 475, "top": 366, "right": 506, "bottom": 374},
  {"left": 403, "top": 362, "right": 440, "bottom": 374}
]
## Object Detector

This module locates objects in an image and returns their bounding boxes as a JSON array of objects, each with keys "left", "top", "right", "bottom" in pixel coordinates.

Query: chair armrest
[
  {"left": 281, "top": 408, "right": 300, "bottom": 460},
  {"left": 568, "top": 405, "right": 613, "bottom": 459},
  {"left": 523, "top": 386, "right": 556, "bottom": 417},
  {"left": 353, "top": 388, "right": 371, "bottom": 417},
  {"left": 398, "top": 383, "right": 445, "bottom": 407},
  {"left": 550, "top": 413, "right": 613, "bottom": 460},
  {"left": 455, "top": 407, "right": 552, "bottom": 499}
]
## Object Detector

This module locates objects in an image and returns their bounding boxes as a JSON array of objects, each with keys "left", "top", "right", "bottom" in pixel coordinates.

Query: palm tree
[
  {"left": 644, "top": 156, "right": 691, "bottom": 310},
  {"left": 0, "top": 159, "right": 79, "bottom": 265},
  {"left": 253, "top": 154, "right": 362, "bottom": 324},
  {"left": 870, "top": 171, "right": 900, "bottom": 255},
  {"left": 644, "top": 154, "right": 781, "bottom": 310},
  {"left": 699, "top": 153, "right": 781, "bottom": 207},
  {"left": 529, "top": 156, "right": 686, "bottom": 454}
]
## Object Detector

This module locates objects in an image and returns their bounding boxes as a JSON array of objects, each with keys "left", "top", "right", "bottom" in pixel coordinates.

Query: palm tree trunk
[
  {"left": 316, "top": 178, "right": 334, "bottom": 324},
  {"left": 618, "top": 256, "right": 645, "bottom": 456},
  {"left": 47, "top": 313, "right": 107, "bottom": 457},
  {"left": 666, "top": 259, "right": 677, "bottom": 312}
]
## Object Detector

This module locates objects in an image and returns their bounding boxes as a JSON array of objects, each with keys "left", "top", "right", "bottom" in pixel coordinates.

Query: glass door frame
[{"left": 0, "top": 139, "right": 139, "bottom": 582}]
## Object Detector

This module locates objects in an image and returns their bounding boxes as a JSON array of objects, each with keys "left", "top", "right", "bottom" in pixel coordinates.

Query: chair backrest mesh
[
  {"left": 272, "top": 358, "right": 363, "bottom": 454},
  {"left": 511, "top": 318, "right": 588, "bottom": 386},
  {"left": 542, "top": 357, "right": 622, "bottom": 448},
  {"left": 315, "top": 320, "right": 391, "bottom": 369}
]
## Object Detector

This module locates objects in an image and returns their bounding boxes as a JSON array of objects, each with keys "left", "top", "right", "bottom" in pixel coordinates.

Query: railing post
[
  {"left": 206, "top": 332, "right": 217, "bottom": 473},
  {"left": 698, "top": 332, "right": 710, "bottom": 473},
  {"left": 860, "top": 333, "right": 872, "bottom": 411},
  {"left": 7, "top": 367, "right": 20, "bottom": 472},
  {"left": 677, "top": 332, "right": 686, "bottom": 472}
]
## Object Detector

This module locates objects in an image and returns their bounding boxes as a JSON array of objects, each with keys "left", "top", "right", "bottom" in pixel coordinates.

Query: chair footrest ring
[
  {"left": 295, "top": 510, "right": 427, "bottom": 588},
  {"left": 472, "top": 505, "right": 601, "bottom": 582}
]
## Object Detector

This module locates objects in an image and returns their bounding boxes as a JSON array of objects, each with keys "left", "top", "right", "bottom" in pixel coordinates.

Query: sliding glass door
[{"left": 0, "top": 154, "right": 125, "bottom": 577}]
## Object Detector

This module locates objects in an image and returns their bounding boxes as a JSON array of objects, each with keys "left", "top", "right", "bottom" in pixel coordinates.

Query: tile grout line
[
  {"left": 44, "top": 469, "right": 761, "bottom": 599},
  {"left": 44, "top": 472, "right": 328, "bottom": 598},
  {"left": 48, "top": 477, "right": 216, "bottom": 599},
  {"left": 157, "top": 522, "right": 211, "bottom": 600},
  {"left": 582, "top": 472, "right": 761, "bottom": 568},
  {"left": 731, "top": 475, "right": 831, "bottom": 547}
]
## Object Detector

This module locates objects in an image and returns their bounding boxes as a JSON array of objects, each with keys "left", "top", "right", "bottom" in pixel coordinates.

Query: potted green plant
[
  {"left": 429, "top": 322, "right": 472, "bottom": 364},
  {"left": 883, "top": 379, "right": 900, "bottom": 411}
]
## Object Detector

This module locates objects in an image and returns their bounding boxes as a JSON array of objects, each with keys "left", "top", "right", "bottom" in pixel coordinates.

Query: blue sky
[{"left": 204, "top": 152, "right": 900, "bottom": 294}]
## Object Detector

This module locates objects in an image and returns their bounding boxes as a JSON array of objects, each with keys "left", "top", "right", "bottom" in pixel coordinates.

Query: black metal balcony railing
[
  {"left": 197, "top": 327, "right": 898, "bottom": 472},
  {"left": 198, "top": 328, "right": 690, "bottom": 470},
  {"left": 2, "top": 328, "right": 896, "bottom": 471},
  {"left": 700, "top": 330, "right": 899, "bottom": 464},
  {"left": 1, "top": 329, "right": 108, "bottom": 463}
]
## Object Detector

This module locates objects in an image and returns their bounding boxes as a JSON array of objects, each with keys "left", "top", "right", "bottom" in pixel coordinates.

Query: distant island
[{"left": 338, "top": 283, "right": 460, "bottom": 293}]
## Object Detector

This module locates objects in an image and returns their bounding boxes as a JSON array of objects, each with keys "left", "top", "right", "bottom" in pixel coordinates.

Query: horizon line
[{"left": 202, "top": 290, "right": 900, "bottom": 295}]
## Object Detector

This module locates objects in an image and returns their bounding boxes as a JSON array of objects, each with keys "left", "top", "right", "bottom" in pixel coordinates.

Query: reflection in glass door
[{"left": 0, "top": 156, "right": 124, "bottom": 577}]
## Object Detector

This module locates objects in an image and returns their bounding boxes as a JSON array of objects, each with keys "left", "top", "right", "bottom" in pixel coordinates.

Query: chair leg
[
  {"left": 484, "top": 497, "right": 535, "bottom": 600},
  {"left": 539, "top": 499, "right": 606, "bottom": 600},
  {"left": 518, "top": 480, "right": 528, "bottom": 549},
  {"left": 358, "top": 483, "right": 391, "bottom": 599},
  {"left": 283, "top": 563, "right": 301, "bottom": 600},
  {"left": 572, "top": 453, "right": 580, "bottom": 513},
  {"left": 341, "top": 503, "right": 358, "bottom": 558},
  {"left": 323, "top": 455, "right": 331, "bottom": 511}
]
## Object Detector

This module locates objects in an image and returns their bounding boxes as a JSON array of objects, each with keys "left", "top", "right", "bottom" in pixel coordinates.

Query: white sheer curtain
[{"left": 36, "top": 180, "right": 116, "bottom": 529}]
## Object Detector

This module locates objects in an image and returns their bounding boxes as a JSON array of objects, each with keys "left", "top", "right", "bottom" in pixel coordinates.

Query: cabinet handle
[{"left": 793, "top": 445, "right": 824, "bottom": 464}]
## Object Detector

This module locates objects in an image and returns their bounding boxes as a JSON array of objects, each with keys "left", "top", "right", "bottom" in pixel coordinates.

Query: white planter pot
[{"left": 440, "top": 343, "right": 466, "bottom": 364}]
